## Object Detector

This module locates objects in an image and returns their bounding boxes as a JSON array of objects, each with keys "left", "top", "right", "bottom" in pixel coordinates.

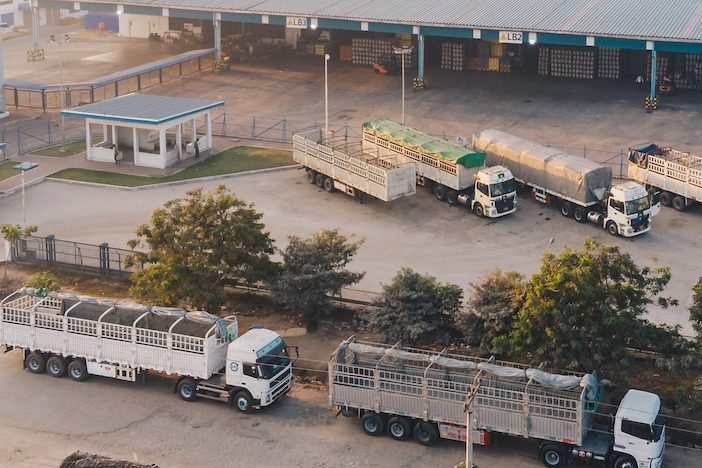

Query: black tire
[
  {"left": 306, "top": 170, "right": 316, "bottom": 184},
  {"left": 340, "top": 406, "right": 358, "bottom": 418},
  {"left": 433, "top": 185, "right": 447, "bottom": 201},
  {"left": 323, "top": 177, "right": 334, "bottom": 193},
  {"left": 46, "top": 356, "right": 67, "bottom": 378},
  {"left": 613, "top": 455, "right": 637, "bottom": 468},
  {"left": 446, "top": 190, "right": 458, "bottom": 205},
  {"left": 315, "top": 173, "right": 325, "bottom": 188},
  {"left": 25, "top": 351, "right": 45, "bottom": 374},
  {"left": 606, "top": 220, "right": 619, "bottom": 236},
  {"left": 672, "top": 196, "right": 687, "bottom": 212},
  {"left": 413, "top": 421, "right": 439, "bottom": 446},
  {"left": 573, "top": 206, "right": 586, "bottom": 223},
  {"left": 659, "top": 191, "right": 673, "bottom": 207},
  {"left": 360, "top": 412, "right": 385, "bottom": 437},
  {"left": 234, "top": 390, "right": 254, "bottom": 413},
  {"left": 539, "top": 443, "right": 566, "bottom": 467},
  {"left": 68, "top": 359, "right": 88, "bottom": 382},
  {"left": 560, "top": 201, "right": 573, "bottom": 218},
  {"left": 387, "top": 416, "right": 411, "bottom": 441},
  {"left": 474, "top": 204, "right": 485, "bottom": 218},
  {"left": 177, "top": 378, "right": 198, "bottom": 402}
]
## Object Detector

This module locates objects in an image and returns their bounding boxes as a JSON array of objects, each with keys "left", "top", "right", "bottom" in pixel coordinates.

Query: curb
[
  {"left": 0, "top": 176, "right": 48, "bottom": 198},
  {"left": 36, "top": 164, "right": 301, "bottom": 192}
]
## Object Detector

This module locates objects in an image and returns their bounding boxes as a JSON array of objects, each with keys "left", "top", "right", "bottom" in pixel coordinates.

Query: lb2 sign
[
  {"left": 499, "top": 31, "right": 523, "bottom": 44},
  {"left": 286, "top": 17, "right": 308, "bottom": 29}
]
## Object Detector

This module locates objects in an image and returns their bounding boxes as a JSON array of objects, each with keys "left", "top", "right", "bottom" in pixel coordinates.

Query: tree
[
  {"left": 507, "top": 239, "right": 678, "bottom": 371},
  {"left": 363, "top": 268, "right": 463, "bottom": 345},
  {"left": 690, "top": 276, "right": 702, "bottom": 345},
  {"left": 1, "top": 224, "right": 38, "bottom": 278},
  {"left": 271, "top": 228, "right": 364, "bottom": 330},
  {"left": 456, "top": 269, "right": 525, "bottom": 356},
  {"left": 127, "top": 185, "right": 276, "bottom": 312}
]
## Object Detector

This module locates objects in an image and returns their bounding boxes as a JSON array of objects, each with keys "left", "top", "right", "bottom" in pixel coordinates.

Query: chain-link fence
[{"left": 10, "top": 235, "right": 142, "bottom": 276}]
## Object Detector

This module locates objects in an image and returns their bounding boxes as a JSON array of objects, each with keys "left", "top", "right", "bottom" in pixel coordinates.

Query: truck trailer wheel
[
  {"left": 606, "top": 221, "right": 619, "bottom": 236},
  {"left": 25, "top": 351, "right": 46, "bottom": 374},
  {"left": 539, "top": 443, "right": 566, "bottom": 467},
  {"left": 315, "top": 173, "right": 325, "bottom": 188},
  {"left": 360, "top": 412, "right": 385, "bottom": 436},
  {"left": 323, "top": 177, "right": 334, "bottom": 193},
  {"left": 612, "top": 455, "right": 637, "bottom": 468},
  {"left": 413, "top": 421, "right": 438, "bottom": 446},
  {"left": 387, "top": 416, "right": 411, "bottom": 441},
  {"left": 573, "top": 206, "right": 586, "bottom": 223},
  {"left": 68, "top": 359, "right": 88, "bottom": 382},
  {"left": 659, "top": 191, "right": 673, "bottom": 207},
  {"left": 560, "top": 201, "right": 573, "bottom": 218},
  {"left": 46, "top": 356, "right": 67, "bottom": 378},
  {"left": 234, "top": 390, "right": 254, "bottom": 414},
  {"left": 672, "top": 196, "right": 687, "bottom": 212},
  {"left": 306, "top": 170, "right": 316, "bottom": 184},
  {"left": 177, "top": 378, "right": 198, "bottom": 402},
  {"left": 446, "top": 190, "right": 458, "bottom": 205},
  {"left": 433, "top": 185, "right": 447, "bottom": 201}
]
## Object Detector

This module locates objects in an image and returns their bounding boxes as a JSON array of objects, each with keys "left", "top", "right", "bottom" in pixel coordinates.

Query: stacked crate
[
  {"left": 597, "top": 47, "right": 620, "bottom": 79},
  {"left": 441, "top": 42, "right": 466, "bottom": 71},
  {"left": 678, "top": 54, "right": 702, "bottom": 89},
  {"left": 351, "top": 37, "right": 394, "bottom": 66},
  {"left": 655, "top": 54, "right": 670, "bottom": 82},
  {"left": 466, "top": 41, "right": 511, "bottom": 72},
  {"left": 538, "top": 47, "right": 550, "bottom": 76},
  {"left": 542, "top": 47, "right": 594, "bottom": 79}
]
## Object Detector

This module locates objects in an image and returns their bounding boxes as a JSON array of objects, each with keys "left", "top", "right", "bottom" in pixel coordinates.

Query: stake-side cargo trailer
[
  {"left": 628, "top": 143, "right": 702, "bottom": 212},
  {"left": 473, "top": 129, "right": 659, "bottom": 237},
  {"left": 293, "top": 129, "right": 416, "bottom": 202},
  {"left": 362, "top": 119, "right": 517, "bottom": 218},
  {"left": 1, "top": 288, "right": 293, "bottom": 413},
  {"left": 329, "top": 338, "right": 664, "bottom": 468}
]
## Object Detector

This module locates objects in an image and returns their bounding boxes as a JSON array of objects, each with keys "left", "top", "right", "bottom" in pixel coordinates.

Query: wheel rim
[
  {"left": 181, "top": 385, "right": 193, "bottom": 398},
  {"left": 49, "top": 362, "right": 59, "bottom": 374},
  {"left": 476, "top": 206, "right": 483, "bottom": 216},
  {"left": 545, "top": 451, "right": 560, "bottom": 465},
  {"left": 70, "top": 366, "right": 82, "bottom": 379},
  {"left": 390, "top": 423, "right": 405, "bottom": 437},
  {"left": 237, "top": 397, "right": 248, "bottom": 411},
  {"left": 28, "top": 358, "right": 39, "bottom": 371},
  {"left": 417, "top": 428, "right": 429, "bottom": 442},
  {"left": 608, "top": 223, "right": 617, "bottom": 235},
  {"left": 364, "top": 419, "right": 378, "bottom": 433}
]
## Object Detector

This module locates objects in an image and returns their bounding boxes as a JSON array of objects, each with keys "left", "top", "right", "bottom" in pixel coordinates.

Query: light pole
[
  {"left": 50, "top": 34, "right": 69, "bottom": 150},
  {"left": 324, "top": 53, "right": 330, "bottom": 134},
  {"left": 393, "top": 46, "right": 413, "bottom": 126}
]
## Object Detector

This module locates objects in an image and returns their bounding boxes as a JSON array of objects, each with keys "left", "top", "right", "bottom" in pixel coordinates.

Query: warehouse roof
[
  {"left": 71, "top": 0, "right": 702, "bottom": 43},
  {"left": 61, "top": 93, "right": 224, "bottom": 125}
]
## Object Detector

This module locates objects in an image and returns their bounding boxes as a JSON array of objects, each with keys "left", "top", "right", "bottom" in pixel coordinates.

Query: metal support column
[
  {"left": 213, "top": 12, "right": 222, "bottom": 63},
  {"left": 31, "top": 0, "right": 39, "bottom": 52},
  {"left": 649, "top": 48, "right": 657, "bottom": 101},
  {"left": 418, "top": 34, "right": 425, "bottom": 80}
]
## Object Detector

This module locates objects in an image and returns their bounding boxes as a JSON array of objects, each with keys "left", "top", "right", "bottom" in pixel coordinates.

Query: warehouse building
[{"left": 36, "top": 1, "right": 702, "bottom": 104}]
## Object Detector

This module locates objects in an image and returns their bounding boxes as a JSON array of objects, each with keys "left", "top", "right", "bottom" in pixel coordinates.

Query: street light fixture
[
  {"left": 50, "top": 33, "right": 69, "bottom": 151},
  {"left": 324, "top": 53, "right": 330, "bottom": 134},
  {"left": 393, "top": 46, "right": 413, "bottom": 126}
]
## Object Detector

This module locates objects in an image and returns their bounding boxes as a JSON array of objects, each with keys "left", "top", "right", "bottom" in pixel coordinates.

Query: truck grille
[
  {"left": 270, "top": 366, "right": 292, "bottom": 401},
  {"left": 495, "top": 196, "right": 515, "bottom": 213},
  {"left": 631, "top": 214, "right": 649, "bottom": 231}
]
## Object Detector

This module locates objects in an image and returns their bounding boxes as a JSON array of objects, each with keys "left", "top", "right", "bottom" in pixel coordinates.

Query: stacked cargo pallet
[
  {"left": 538, "top": 47, "right": 550, "bottom": 76},
  {"left": 466, "top": 41, "right": 511, "bottom": 72},
  {"left": 655, "top": 54, "right": 670, "bottom": 82},
  {"left": 597, "top": 47, "right": 620, "bottom": 79},
  {"left": 677, "top": 54, "right": 702, "bottom": 89},
  {"left": 351, "top": 37, "right": 415, "bottom": 68},
  {"left": 441, "top": 42, "right": 465, "bottom": 71},
  {"left": 540, "top": 47, "right": 594, "bottom": 79}
]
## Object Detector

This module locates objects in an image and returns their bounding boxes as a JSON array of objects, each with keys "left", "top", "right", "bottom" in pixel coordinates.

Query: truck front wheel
[
  {"left": 413, "top": 421, "right": 438, "bottom": 446},
  {"left": 606, "top": 221, "right": 619, "bottom": 236},
  {"left": 234, "top": 390, "right": 254, "bottom": 413},
  {"left": 539, "top": 443, "right": 566, "bottom": 467},
  {"left": 177, "top": 378, "right": 198, "bottom": 402},
  {"left": 360, "top": 412, "right": 385, "bottom": 436},
  {"left": 474, "top": 204, "right": 485, "bottom": 217},
  {"left": 25, "top": 351, "right": 46, "bottom": 374},
  {"left": 613, "top": 455, "right": 636, "bottom": 468}
]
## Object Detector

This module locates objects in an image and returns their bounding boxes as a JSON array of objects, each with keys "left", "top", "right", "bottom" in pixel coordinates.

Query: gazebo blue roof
[{"left": 61, "top": 93, "right": 224, "bottom": 126}]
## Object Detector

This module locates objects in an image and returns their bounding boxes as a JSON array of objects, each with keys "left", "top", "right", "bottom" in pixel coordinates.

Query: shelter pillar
[
  {"left": 213, "top": 12, "right": 222, "bottom": 63},
  {"left": 417, "top": 33, "right": 425, "bottom": 81},
  {"left": 175, "top": 124, "right": 182, "bottom": 160},
  {"left": 159, "top": 128, "right": 167, "bottom": 169},
  {"left": 649, "top": 47, "right": 657, "bottom": 101},
  {"left": 85, "top": 121, "right": 91, "bottom": 160},
  {"left": 206, "top": 112, "right": 212, "bottom": 149},
  {"left": 133, "top": 127, "right": 138, "bottom": 164}
]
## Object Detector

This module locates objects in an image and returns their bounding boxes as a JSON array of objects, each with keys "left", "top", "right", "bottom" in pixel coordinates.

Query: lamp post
[
  {"left": 393, "top": 46, "right": 413, "bottom": 126},
  {"left": 324, "top": 53, "right": 330, "bottom": 134},
  {"left": 50, "top": 34, "right": 69, "bottom": 150}
]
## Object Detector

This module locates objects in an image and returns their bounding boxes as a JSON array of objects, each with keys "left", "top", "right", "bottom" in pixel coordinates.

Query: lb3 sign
[
  {"left": 286, "top": 17, "right": 308, "bottom": 29},
  {"left": 499, "top": 31, "right": 523, "bottom": 44}
]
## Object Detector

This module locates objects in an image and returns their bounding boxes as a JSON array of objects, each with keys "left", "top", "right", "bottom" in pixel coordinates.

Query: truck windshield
[
  {"left": 257, "top": 338, "right": 290, "bottom": 380},
  {"left": 625, "top": 196, "right": 650, "bottom": 214},
  {"left": 652, "top": 415, "right": 665, "bottom": 442},
  {"left": 489, "top": 179, "right": 517, "bottom": 197}
]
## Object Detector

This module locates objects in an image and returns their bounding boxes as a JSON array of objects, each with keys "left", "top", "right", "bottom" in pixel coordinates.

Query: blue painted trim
[
  {"left": 61, "top": 102, "right": 224, "bottom": 126},
  {"left": 222, "top": 13, "right": 261, "bottom": 24},
  {"left": 594, "top": 37, "right": 646, "bottom": 50},
  {"left": 654, "top": 41, "right": 702, "bottom": 54},
  {"left": 37, "top": 0, "right": 73, "bottom": 9},
  {"left": 76, "top": 2, "right": 117, "bottom": 13},
  {"left": 420, "top": 26, "right": 473, "bottom": 39},
  {"left": 537, "top": 33, "right": 586, "bottom": 46},
  {"left": 318, "top": 18, "right": 360, "bottom": 31},
  {"left": 368, "top": 22, "right": 413, "bottom": 34},
  {"left": 171, "top": 9, "right": 213, "bottom": 21},
  {"left": 124, "top": 5, "right": 161, "bottom": 16},
  {"left": 480, "top": 30, "right": 499, "bottom": 41},
  {"left": 269, "top": 15, "right": 286, "bottom": 26}
]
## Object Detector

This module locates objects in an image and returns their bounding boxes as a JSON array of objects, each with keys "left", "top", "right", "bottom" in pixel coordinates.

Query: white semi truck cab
[
  {"left": 458, "top": 165, "right": 517, "bottom": 218},
  {"left": 589, "top": 181, "right": 656, "bottom": 237},
  {"left": 608, "top": 390, "right": 665, "bottom": 468}
]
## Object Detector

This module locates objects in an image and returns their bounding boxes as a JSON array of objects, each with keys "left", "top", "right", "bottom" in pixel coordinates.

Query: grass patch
[
  {"left": 0, "top": 160, "right": 22, "bottom": 181},
  {"left": 34, "top": 138, "right": 102, "bottom": 157},
  {"left": 49, "top": 146, "right": 294, "bottom": 187}
]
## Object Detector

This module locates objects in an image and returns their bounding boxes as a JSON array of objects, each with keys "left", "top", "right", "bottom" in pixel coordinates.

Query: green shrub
[{"left": 23, "top": 271, "right": 61, "bottom": 292}]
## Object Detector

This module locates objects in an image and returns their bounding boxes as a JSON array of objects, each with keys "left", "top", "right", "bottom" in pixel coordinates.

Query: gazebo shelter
[{"left": 61, "top": 94, "right": 224, "bottom": 169}]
